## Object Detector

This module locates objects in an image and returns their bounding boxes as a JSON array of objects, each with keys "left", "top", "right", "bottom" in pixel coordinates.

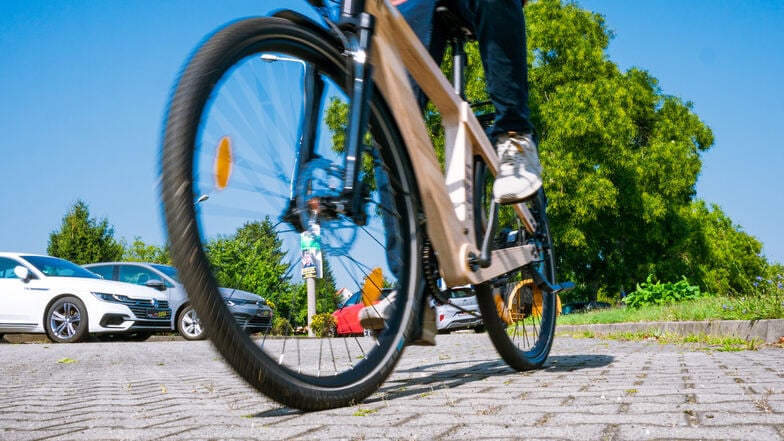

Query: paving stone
[{"left": 1, "top": 333, "right": 782, "bottom": 440}]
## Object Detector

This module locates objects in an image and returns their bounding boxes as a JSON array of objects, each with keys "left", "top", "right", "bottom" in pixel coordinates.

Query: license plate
[{"left": 146, "top": 309, "right": 167, "bottom": 319}]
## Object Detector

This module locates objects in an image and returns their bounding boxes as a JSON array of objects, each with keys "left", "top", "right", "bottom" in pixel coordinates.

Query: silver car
[
  {"left": 431, "top": 285, "right": 484, "bottom": 333},
  {"left": 83, "top": 262, "right": 273, "bottom": 340}
]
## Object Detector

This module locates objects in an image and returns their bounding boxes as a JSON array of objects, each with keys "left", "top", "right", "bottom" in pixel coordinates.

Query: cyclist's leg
[
  {"left": 396, "top": 0, "right": 437, "bottom": 48},
  {"left": 449, "top": 0, "right": 533, "bottom": 138},
  {"left": 450, "top": 0, "right": 540, "bottom": 203},
  {"left": 396, "top": 0, "right": 442, "bottom": 109}
]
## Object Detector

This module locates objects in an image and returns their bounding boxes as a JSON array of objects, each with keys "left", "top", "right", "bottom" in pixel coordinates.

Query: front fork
[{"left": 285, "top": 2, "right": 376, "bottom": 232}]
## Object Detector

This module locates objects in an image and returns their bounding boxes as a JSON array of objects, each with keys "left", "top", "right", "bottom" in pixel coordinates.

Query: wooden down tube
[{"left": 366, "top": 0, "right": 536, "bottom": 287}]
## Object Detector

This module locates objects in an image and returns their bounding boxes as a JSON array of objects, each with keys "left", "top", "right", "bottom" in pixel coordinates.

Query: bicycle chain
[{"left": 422, "top": 237, "right": 449, "bottom": 304}]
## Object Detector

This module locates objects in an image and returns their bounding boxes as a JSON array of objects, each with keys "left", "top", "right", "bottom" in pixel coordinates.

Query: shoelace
[{"left": 499, "top": 140, "right": 525, "bottom": 165}]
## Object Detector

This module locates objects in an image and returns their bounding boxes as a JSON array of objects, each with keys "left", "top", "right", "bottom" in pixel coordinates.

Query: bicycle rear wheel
[
  {"left": 161, "top": 17, "right": 421, "bottom": 410},
  {"left": 473, "top": 160, "right": 557, "bottom": 370}
]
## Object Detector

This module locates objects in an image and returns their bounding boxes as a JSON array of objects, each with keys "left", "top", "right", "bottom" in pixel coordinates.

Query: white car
[
  {"left": 431, "top": 285, "right": 484, "bottom": 333},
  {"left": 83, "top": 262, "right": 273, "bottom": 340},
  {"left": 0, "top": 253, "right": 171, "bottom": 343}
]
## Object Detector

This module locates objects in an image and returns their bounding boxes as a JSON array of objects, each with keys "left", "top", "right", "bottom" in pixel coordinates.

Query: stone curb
[{"left": 557, "top": 319, "right": 784, "bottom": 343}]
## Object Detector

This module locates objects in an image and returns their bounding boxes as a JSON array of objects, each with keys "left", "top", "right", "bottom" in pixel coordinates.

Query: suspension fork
[
  {"left": 339, "top": 0, "right": 375, "bottom": 225},
  {"left": 281, "top": 0, "right": 375, "bottom": 232},
  {"left": 282, "top": 57, "right": 325, "bottom": 232},
  {"left": 295, "top": 68, "right": 325, "bottom": 195},
  {"left": 284, "top": 1, "right": 375, "bottom": 231}
]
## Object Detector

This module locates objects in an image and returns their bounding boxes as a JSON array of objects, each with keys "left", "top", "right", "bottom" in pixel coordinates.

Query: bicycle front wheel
[
  {"left": 474, "top": 159, "right": 558, "bottom": 370},
  {"left": 161, "top": 17, "right": 422, "bottom": 410}
]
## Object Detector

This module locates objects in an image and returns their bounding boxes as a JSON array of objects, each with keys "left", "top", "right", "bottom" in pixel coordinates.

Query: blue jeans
[{"left": 396, "top": 0, "right": 534, "bottom": 139}]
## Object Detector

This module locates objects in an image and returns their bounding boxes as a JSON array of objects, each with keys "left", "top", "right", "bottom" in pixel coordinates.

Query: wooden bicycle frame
[{"left": 364, "top": 0, "right": 538, "bottom": 287}]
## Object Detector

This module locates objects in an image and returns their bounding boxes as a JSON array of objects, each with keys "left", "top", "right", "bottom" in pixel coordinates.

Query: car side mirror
[
  {"left": 13, "top": 266, "right": 31, "bottom": 282},
  {"left": 144, "top": 279, "right": 167, "bottom": 291}
]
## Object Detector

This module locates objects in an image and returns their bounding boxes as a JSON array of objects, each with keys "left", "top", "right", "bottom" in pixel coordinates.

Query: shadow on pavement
[
  {"left": 250, "top": 359, "right": 512, "bottom": 416},
  {"left": 371, "top": 353, "right": 613, "bottom": 403},
  {"left": 544, "top": 354, "right": 614, "bottom": 372},
  {"left": 370, "top": 359, "right": 521, "bottom": 404},
  {"left": 247, "top": 355, "right": 614, "bottom": 415}
]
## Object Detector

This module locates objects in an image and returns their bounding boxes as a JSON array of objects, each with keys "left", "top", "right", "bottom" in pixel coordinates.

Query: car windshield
[
  {"left": 151, "top": 264, "right": 180, "bottom": 282},
  {"left": 338, "top": 288, "right": 394, "bottom": 309},
  {"left": 23, "top": 255, "right": 101, "bottom": 279}
]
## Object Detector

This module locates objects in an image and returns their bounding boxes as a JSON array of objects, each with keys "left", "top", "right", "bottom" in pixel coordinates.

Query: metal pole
[
  {"left": 265, "top": 53, "right": 321, "bottom": 337},
  {"left": 307, "top": 278, "right": 316, "bottom": 337}
]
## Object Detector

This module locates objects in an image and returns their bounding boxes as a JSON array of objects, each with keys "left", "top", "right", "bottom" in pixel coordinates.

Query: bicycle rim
[
  {"left": 474, "top": 159, "right": 557, "bottom": 370},
  {"left": 161, "top": 17, "right": 421, "bottom": 410}
]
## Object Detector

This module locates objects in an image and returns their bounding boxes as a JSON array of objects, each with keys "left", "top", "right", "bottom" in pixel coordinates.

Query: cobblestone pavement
[{"left": 1, "top": 333, "right": 782, "bottom": 441}]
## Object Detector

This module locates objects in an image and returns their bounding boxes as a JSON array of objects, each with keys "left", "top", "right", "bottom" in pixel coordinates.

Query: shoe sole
[
  {"left": 359, "top": 315, "right": 385, "bottom": 331},
  {"left": 495, "top": 192, "right": 537, "bottom": 205}
]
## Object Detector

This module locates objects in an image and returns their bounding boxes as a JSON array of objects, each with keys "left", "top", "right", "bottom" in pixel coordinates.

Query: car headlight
[
  {"left": 93, "top": 292, "right": 132, "bottom": 303},
  {"left": 225, "top": 299, "right": 267, "bottom": 307}
]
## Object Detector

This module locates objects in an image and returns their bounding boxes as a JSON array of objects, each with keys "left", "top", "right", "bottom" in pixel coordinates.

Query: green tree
[
  {"left": 325, "top": 0, "right": 771, "bottom": 301},
  {"left": 688, "top": 201, "right": 767, "bottom": 296},
  {"left": 524, "top": 0, "right": 717, "bottom": 301},
  {"left": 315, "top": 259, "right": 339, "bottom": 313},
  {"left": 47, "top": 200, "right": 123, "bottom": 264},
  {"left": 205, "top": 218, "right": 296, "bottom": 318},
  {"left": 459, "top": 0, "right": 768, "bottom": 300},
  {"left": 122, "top": 237, "right": 170, "bottom": 263}
]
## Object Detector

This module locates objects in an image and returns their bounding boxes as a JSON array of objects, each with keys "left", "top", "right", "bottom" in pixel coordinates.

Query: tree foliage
[
  {"left": 206, "top": 218, "right": 292, "bottom": 301},
  {"left": 688, "top": 201, "right": 767, "bottom": 296},
  {"left": 521, "top": 0, "right": 768, "bottom": 300},
  {"left": 122, "top": 237, "right": 170, "bottom": 263},
  {"left": 425, "top": 0, "right": 769, "bottom": 300},
  {"left": 204, "top": 218, "right": 337, "bottom": 326},
  {"left": 47, "top": 199, "right": 123, "bottom": 264}
]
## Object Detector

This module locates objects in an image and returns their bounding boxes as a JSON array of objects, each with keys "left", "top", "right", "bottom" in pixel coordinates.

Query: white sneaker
[
  {"left": 493, "top": 132, "right": 542, "bottom": 204},
  {"left": 358, "top": 293, "right": 436, "bottom": 346},
  {"left": 358, "top": 296, "right": 394, "bottom": 331}
]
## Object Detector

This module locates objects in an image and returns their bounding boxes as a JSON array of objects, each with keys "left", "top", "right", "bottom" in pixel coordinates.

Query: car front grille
[
  {"left": 233, "top": 314, "right": 272, "bottom": 330},
  {"left": 129, "top": 306, "right": 172, "bottom": 321},
  {"left": 111, "top": 298, "right": 170, "bottom": 320}
]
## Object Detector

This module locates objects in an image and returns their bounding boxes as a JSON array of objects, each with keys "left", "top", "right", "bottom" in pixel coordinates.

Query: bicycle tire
[
  {"left": 473, "top": 159, "right": 557, "bottom": 370},
  {"left": 161, "top": 16, "right": 422, "bottom": 410}
]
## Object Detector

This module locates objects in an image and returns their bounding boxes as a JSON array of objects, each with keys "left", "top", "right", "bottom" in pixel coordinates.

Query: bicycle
[{"left": 161, "top": 0, "right": 572, "bottom": 411}]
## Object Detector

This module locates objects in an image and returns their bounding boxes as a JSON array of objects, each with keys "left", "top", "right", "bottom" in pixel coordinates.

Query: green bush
[
  {"left": 624, "top": 275, "right": 706, "bottom": 309},
  {"left": 310, "top": 313, "right": 337, "bottom": 338},
  {"left": 272, "top": 317, "right": 293, "bottom": 336}
]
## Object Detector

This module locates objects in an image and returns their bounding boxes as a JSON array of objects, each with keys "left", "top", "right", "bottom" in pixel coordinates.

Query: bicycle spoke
[{"left": 162, "top": 17, "right": 419, "bottom": 410}]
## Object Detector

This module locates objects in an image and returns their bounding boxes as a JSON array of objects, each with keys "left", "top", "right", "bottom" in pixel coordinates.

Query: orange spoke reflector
[
  {"left": 214, "top": 136, "right": 233, "bottom": 190},
  {"left": 361, "top": 267, "right": 384, "bottom": 306}
]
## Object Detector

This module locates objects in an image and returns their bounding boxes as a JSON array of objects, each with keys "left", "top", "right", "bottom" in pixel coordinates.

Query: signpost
[{"left": 301, "top": 220, "right": 322, "bottom": 336}]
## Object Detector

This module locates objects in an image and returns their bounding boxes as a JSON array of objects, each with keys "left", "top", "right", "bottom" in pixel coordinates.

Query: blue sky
[{"left": 1, "top": 0, "right": 782, "bottom": 266}]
